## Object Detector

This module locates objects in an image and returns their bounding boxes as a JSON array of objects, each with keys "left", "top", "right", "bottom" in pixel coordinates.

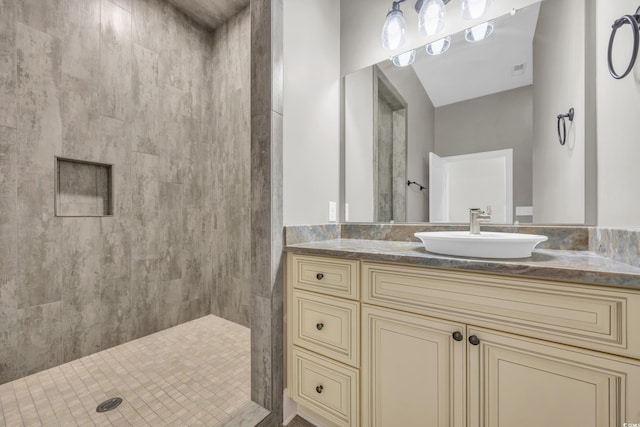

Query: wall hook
[
  {"left": 407, "top": 180, "right": 426, "bottom": 191},
  {"left": 557, "top": 108, "right": 574, "bottom": 146},
  {"left": 608, "top": 6, "right": 640, "bottom": 79}
]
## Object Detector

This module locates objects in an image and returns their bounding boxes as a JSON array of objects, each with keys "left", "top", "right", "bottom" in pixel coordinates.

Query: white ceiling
[
  {"left": 411, "top": 2, "right": 541, "bottom": 107},
  {"left": 166, "top": 0, "right": 249, "bottom": 29}
]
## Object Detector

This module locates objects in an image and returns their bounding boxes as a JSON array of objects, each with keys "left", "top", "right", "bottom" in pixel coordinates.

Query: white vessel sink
[{"left": 414, "top": 231, "right": 548, "bottom": 259}]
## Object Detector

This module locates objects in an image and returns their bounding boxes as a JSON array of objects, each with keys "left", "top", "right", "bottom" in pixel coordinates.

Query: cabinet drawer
[
  {"left": 290, "top": 254, "right": 359, "bottom": 299},
  {"left": 292, "top": 290, "right": 359, "bottom": 367},
  {"left": 292, "top": 348, "right": 359, "bottom": 427},
  {"left": 362, "top": 262, "right": 640, "bottom": 359}
]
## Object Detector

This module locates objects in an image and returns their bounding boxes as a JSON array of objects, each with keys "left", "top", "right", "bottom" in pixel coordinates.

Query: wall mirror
[{"left": 343, "top": 0, "right": 596, "bottom": 225}]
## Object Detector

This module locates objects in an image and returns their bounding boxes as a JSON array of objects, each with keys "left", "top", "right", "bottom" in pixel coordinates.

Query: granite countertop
[{"left": 285, "top": 238, "right": 640, "bottom": 290}]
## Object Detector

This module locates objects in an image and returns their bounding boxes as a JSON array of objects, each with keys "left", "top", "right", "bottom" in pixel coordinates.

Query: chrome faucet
[{"left": 469, "top": 208, "right": 491, "bottom": 234}]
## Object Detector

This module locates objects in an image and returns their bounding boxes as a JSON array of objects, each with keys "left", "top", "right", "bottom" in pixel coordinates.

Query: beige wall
[
  {"left": 283, "top": 0, "right": 341, "bottom": 225},
  {"left": 435, "top": 86, "right": 533, "bottom": 222},
  {"left": 596, "top": 0, "right": 640, "bottom": 228},
  {"left": 532, "top": 0, "right": 586, "bottom": 224}
]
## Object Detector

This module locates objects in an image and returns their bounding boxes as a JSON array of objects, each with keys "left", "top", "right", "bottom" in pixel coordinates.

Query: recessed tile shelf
[{"left": 55, "top": 157, "right": 113, "bottom": 217}]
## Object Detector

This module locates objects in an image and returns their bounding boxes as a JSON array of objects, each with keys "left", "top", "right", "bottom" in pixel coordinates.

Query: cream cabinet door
[
  {"left": 361, "top": 305, "right": 466, "bottom": 427},
  {"left": 467, "top": 326, "right": 640, "bottom": 427}
]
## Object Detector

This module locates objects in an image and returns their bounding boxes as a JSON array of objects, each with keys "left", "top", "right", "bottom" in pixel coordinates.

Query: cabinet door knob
[
  {"left": 316, "top": 385, "right": 324, "bottom": 394},
  {"left": 316, "top": 322, "right": 324, "bottom": 331},
  {"left": 316, "top": 273, "right": 324, "bottom": 280},
  {"left": 468, "top": 335, "right": 480, "bottom": 346},
  {"left": 452, "top": 331, "right": 463, "bottom": 341}
]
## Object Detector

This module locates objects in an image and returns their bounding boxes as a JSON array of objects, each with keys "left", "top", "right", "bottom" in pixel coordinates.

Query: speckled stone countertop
[{"left": 285, "top": 239, "right": 640, "bottom": 290}]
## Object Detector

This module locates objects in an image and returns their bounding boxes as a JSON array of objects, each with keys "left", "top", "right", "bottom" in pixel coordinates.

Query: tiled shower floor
[{"left": 0, "top": 315, "right": 251, "bottom": 426}]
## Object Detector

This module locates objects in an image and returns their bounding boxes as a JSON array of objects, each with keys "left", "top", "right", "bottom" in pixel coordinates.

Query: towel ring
[
  {"left": 608, "top": 6, "right": 640, "bottom": 79},
  {"left": 557, "top": 108, "right": 574, "bottom": 146}
]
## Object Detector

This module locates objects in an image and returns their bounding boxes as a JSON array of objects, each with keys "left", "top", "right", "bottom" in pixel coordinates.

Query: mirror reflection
[{"left": 344, "top": 0, "right": 589, "bottom": 225}]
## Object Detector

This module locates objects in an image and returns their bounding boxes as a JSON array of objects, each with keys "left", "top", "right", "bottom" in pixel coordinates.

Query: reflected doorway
[{"left": 373, "top": 67, "right": 408, "bottom": 222}]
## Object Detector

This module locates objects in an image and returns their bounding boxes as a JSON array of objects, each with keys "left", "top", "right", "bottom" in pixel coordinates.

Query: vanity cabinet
[{"left": 286, "top": 253, "right": 640, "bottom": 427}]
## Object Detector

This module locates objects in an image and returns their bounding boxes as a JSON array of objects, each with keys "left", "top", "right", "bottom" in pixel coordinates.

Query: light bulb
[
  {"left": 465, "top": 20, "right": 494, "bottom": 42},
  {"left": 419, "top": 0, "right": 446, "bottom": 36},
  {"left": 426, "top": 36, "right": 451, "bottom": 55},
  {"left": 461, "top": 0, "right": 493, "bottom": 20},
  {"left": 382, "top": 5, "right": 407, "bottom": 51},
  {"left": 392, "top": 49, "right": 416, "bottom": 67}
]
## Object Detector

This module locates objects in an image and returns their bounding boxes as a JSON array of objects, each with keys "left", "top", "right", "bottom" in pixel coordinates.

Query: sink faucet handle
[
  {"left": 470, "top": 207, "right": 490, "bottom": 218},
  {"left": 469, "top": 207, "right": 491, "bottom": 234}
]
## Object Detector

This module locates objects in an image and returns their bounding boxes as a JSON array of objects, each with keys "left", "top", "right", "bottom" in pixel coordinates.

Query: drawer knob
[
  {"left": 316, "top": 273, "right": 324, "bottom": 280},
  {"left": 468, "top": 335, "right": 480, "bottom": 346},
  {"left": 316, "top": 322, "right": 324, "bottom": 331},
  {"left": 316, "top": 385, "right": 324, "bottom": 394},
  {"left": 452, "top": 331, "right": 463, "bottom": 341}
]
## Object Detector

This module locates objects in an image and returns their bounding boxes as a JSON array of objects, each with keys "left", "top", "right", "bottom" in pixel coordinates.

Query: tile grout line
[
  {"left": 37, "top": 369, "right": 65, "bottom": 425},
  {"left": 9, "top": 380, "right": 27, "bottom": 427},
  {"left": 24, "top": 373, "right": 50, "bottom": 423}
]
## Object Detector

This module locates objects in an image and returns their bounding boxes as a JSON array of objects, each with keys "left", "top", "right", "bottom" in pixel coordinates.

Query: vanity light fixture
[
  {"left": 465, "top": 19, "right": 495, "bottom": 42},
  {"left": 461, "top": 0, "right": 493, "bottom": 20},
  {"left": 426, "top": 36, "right": 451, "bottom": 55},
  {"left": 382, "top": 0, "right": 408, "bottom": 50},
  {"left": 392, "top": 49, "right": 417, "bottom": 66},
  {"left": 382, "top": 0, "right": 494, "bottom": 50},
  {"left": 418, "top": 0, "right": 447, "bottom": 36}
]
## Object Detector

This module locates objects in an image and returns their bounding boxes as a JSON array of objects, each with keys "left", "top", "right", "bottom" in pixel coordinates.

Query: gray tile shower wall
[
  {"left": 0, "top": 0, "right": 251, "bottom": 384},
  {"left": 210, "top": 8, "right": 251, "bottom": 326},
  {"left": 250, "top": 0, "right": 284, "bottom": 425}
]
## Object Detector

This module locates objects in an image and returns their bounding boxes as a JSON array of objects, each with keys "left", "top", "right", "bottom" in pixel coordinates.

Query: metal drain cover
[{"left": 96, "top": 397, "right": 123, "bottom": 413}]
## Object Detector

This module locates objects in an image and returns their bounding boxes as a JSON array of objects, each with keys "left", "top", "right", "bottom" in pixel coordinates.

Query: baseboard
[
  {"left": 297, "top": 406, "right": 330, "bottom": 427},
  {"left": 283, "top": 389, "right": 331, "bottom": 427},
  {"left": 282, "top": 389, "right": 298, "bottom": 426}
]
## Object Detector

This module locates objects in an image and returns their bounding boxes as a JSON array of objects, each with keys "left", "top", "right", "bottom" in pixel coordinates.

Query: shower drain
[{"left": 96, "top": 397, "right": 123, "bottom": 413}]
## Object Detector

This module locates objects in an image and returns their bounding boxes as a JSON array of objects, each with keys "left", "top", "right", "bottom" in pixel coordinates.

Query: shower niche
[{"left": 55, "top": 157, "right": 113, "bottom": 217}]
